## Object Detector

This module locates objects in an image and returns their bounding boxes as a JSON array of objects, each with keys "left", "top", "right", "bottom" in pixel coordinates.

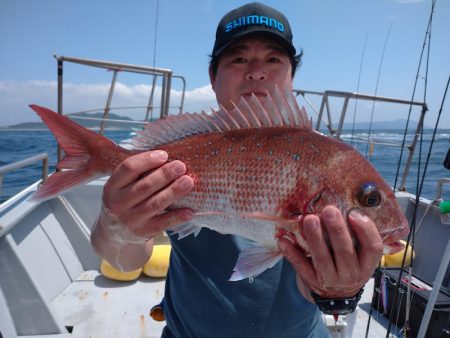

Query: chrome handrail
[
  {"left": 0, "top": 153, "right": 49, "bottom": 198},
  {"left": 53, "top": 55, "right": 186, "bottom": 123},
  {"left": 53, "top": 54, "right": 186, "bottom": 160},
  {"left": 294, "top": 89, "right": 426, "bottom": 136},
  {"left": 294, "top": 89, "right": 427, "bottom": 191}
]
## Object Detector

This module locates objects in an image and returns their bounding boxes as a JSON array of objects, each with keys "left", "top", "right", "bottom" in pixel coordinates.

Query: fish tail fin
[
  {"left": 229, "top": 245, "right": 283, "bottom": 281},
  {"left": 29, "top": 105, "right": 128, "bottom": 201}
]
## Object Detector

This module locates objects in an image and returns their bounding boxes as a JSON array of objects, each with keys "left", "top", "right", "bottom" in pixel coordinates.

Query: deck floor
[
  {"left": 52, "top": 271, "right": 166, "bottom": 338},
  {"left": 52, "top": 271, "right": 401, "bottom": 338}
]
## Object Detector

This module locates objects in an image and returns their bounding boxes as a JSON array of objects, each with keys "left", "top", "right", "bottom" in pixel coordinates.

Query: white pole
[{"left": 417, "top": 239, "right": 450, "bottom": 338}]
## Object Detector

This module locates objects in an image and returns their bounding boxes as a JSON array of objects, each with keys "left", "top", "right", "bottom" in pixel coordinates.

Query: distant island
[
  {"left": 1, "top": 113, "right": 431, "bottom": 131},
  {"left": 1, "top": 112, "right": 146, "bottom": 130}
]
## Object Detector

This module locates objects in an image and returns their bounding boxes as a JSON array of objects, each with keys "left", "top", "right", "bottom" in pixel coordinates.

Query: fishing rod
[
  {"left": 392, "top": 0, "right": 436, "bottom": 193},
  {"left": 147, "top": 0, "right": 160, "bottom": 122},
  {"left": 362, "top": 23, "right": 394, "bottom": 337},
  {"left": 415, "top": 75, "right": 450, "bottom": 338},
  {"left": 364, "top": 22, "right": 393, "bottom": 159},
  {"left": 384, "top": 1, "right": 439, "bottom": 337},
  {"left": 364, "top": 16, "right": 418, "bottom": 338},
  {"left": 350, "top": 33, "right": 369, "bottom": 147},
  {"left": 397, "top": 9, "right": 434, "bottom": 336}
]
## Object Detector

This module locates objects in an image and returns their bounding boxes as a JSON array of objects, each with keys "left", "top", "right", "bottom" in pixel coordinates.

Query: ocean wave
[{"left": 341, "top": 132, "right": 450, "bottom": 143}]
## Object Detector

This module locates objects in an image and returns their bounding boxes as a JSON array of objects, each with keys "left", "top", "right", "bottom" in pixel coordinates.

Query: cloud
[
  {"left": 1, "top": 79, "right": 429, "bottom": 128},
  {"left": 0, "top": 80, "right": 217, "bottom": 126}
]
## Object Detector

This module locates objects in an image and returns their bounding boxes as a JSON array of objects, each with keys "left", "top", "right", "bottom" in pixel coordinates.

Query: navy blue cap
[{"left": 212, "top": 2, "right": 296, "bottom": 57}]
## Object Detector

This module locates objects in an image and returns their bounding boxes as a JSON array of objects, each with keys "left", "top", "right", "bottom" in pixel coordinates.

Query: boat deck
[
  {"left": 52, "top": 271, "right": 166, "bottom": 338},
  {"left": 49, "top": 271, "right": 399, "bottom": 338}
]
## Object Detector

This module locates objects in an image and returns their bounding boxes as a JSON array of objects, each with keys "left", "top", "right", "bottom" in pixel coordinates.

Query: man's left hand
[{"left": 278, "top": 205, "right": 383, "bottom": 302}]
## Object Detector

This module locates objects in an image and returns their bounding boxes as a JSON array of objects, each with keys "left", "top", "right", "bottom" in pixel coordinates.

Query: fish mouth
[
  {"left": 380, "top": 224, "right": 410, "bottom": 254},
  {"left": 380, "top": 224, "right": 410, "bottom": 243}
]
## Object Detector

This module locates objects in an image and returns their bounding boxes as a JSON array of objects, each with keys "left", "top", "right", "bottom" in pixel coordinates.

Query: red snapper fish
[{"left": 30, "top": 87, "right": 409, "bottom": 281}]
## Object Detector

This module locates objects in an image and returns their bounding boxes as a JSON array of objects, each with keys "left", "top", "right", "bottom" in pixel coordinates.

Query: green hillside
[{"left": 2, "top": 112, "right": 146, "bottom": 130}]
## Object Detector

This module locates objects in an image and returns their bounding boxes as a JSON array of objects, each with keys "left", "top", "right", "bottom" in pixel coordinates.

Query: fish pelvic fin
[
  {"left": 29, "top": 105, "right": 131, "bottom": 201},
  {"left": 168, "top": 222, "right": 202, "bottom": 239},
  {"left": 130, "top": 85, "right": 311, "bottom": 150},
  {"left": 229, "top": 245, "right": 283, "bottom": 282}
]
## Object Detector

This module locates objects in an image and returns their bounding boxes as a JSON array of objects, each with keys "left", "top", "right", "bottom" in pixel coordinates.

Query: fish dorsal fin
[{"left": 131, "top": 85, "right": 311, "bottom": 150}]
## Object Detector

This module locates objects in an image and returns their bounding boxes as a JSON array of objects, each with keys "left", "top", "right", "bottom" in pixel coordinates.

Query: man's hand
[
  {"left": 278, "top": 206, "right": 383, "bottom": 302},
  {"left": 103, "top": 150, "right": 194, "bottom": 238},
  {"left": 91, "top": 150, "right": 194, "bottom": 271}
]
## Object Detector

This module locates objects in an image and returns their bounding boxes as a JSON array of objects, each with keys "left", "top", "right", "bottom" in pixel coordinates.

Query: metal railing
[
  {"left": 53, "top": 55, "right": 186, "bottom": 161},
  {"left": 0, "top": 153, "right": 49, "bottom": 199},
  {"left": 293, "top": 89, "right": 427, "bottom": 191},
  {"left": 54, "top": 55, "right": 186, "bottom": 130}
]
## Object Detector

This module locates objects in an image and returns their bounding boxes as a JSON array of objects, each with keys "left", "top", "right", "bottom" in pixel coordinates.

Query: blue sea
[{"left": 0, "top": 129, "right": 449, "bottom": 203}]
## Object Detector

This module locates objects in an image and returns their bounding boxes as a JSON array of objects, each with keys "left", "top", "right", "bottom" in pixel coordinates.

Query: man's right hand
[{"left": 90, "top": 150, "right": 194, "bottom": 271}]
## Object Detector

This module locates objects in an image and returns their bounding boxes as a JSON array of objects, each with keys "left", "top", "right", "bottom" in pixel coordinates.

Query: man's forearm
[{"left": 90, "top": 205, "right": 154, "bottom": 271}]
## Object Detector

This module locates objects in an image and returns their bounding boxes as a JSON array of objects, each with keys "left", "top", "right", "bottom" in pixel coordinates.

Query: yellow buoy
[
  {"left": 383, "top": 240, "right": 415, "bottom": 268},
  {"left": 379, "top": 255, "right": 386, "bottom": 268},
  {"left": 143, "top": 244, "right": 172, "bottom": 278},
  {"left": 100, "top": 260, "right": 142, "bottom": 281}
]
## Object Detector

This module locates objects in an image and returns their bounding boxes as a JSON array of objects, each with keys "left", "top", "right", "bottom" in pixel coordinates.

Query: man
[{"left": 91, "top": 3, "right": 383, "bottom": 337}]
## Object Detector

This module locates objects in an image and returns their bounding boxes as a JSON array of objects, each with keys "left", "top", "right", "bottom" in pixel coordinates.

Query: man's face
[{"left": 210, "top": 36, "right": 294, "bottom": 111}]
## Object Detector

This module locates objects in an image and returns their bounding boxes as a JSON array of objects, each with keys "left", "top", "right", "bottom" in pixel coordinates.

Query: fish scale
[
  {"left": 166, "top": 131, "right": 298, "bottom": 212},
  {"left": 29, "top": 86, "right": 409, "bottom": 283}
]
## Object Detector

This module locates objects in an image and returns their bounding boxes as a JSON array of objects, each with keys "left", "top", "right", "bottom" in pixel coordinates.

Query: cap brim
[{"left": 213, "top": 30, "right": 296, "bottom": 57}]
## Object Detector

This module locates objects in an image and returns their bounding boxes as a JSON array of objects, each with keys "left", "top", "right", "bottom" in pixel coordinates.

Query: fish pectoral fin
[
  {"left": 229, "top": 245, "right": 283, "bottom": 282},
  {"left": 169, "top": 222, "right": 202, "bottom": 239}
]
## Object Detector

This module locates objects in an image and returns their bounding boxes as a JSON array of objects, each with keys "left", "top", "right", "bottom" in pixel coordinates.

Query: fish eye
[{"left": 359, "top": 183, "right": 381, "bottom": 207}]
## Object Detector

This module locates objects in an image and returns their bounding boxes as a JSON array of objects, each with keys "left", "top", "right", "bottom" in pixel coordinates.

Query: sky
[{"left": 0, "top": 0, "right": 449, "bottom": 129}]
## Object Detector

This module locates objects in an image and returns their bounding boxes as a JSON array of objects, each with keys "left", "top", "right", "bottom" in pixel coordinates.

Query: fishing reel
[
  {"left": 444, "top": 145, "right": 450, "bottom": 170},
  {"left": 439, "top": 145, "right": 450, "bottom": 222}
]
